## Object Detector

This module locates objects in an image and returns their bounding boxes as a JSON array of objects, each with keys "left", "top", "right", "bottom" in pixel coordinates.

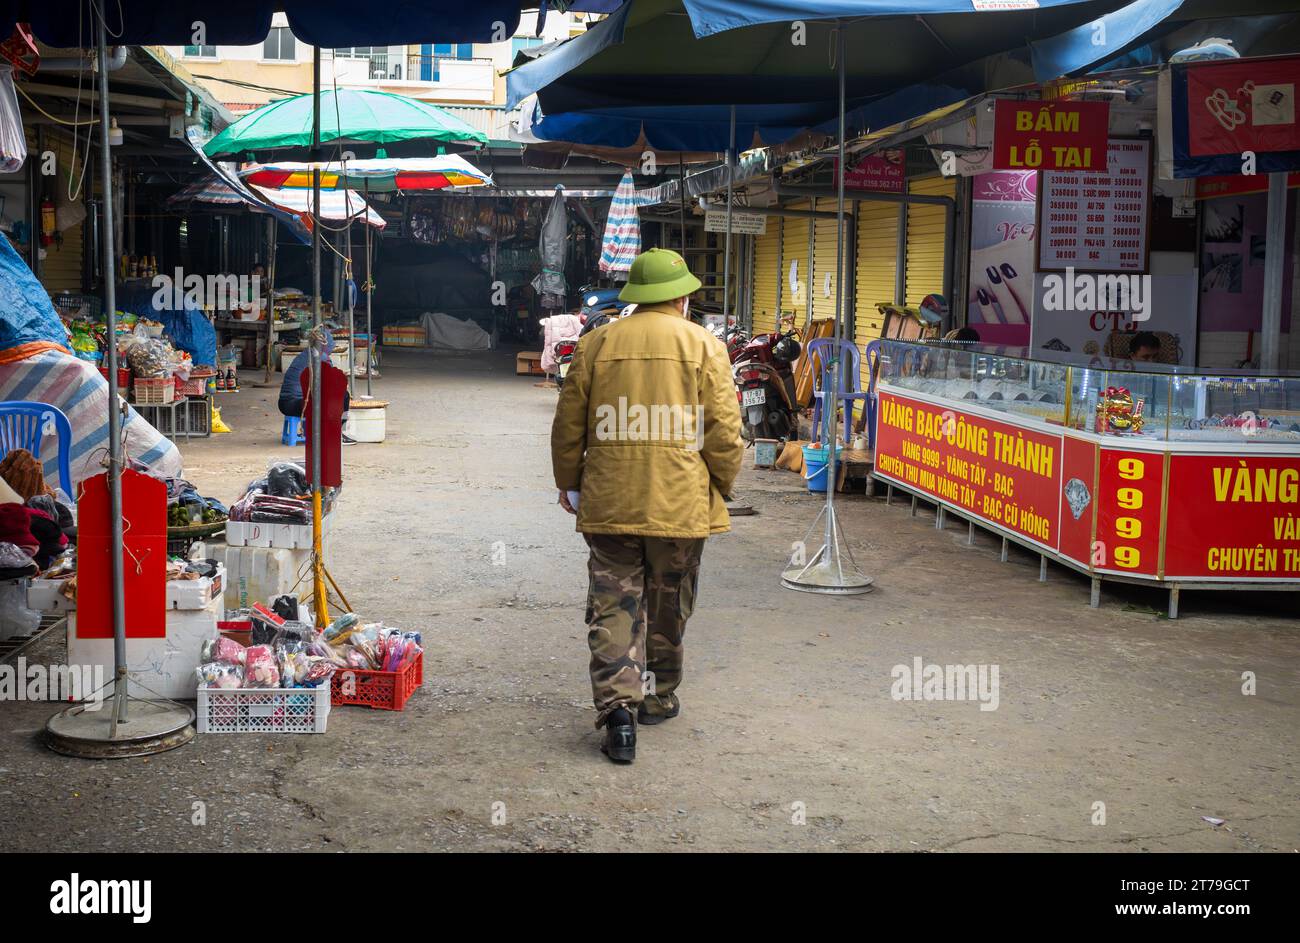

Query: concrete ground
[{"left": 1, "top": 347, "right": 1297, "bottom": 852}]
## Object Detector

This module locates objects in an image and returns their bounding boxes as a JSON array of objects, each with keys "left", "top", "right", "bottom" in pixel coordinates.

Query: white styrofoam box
[
  {"left": 197, "top": 683, "right": 330, "bottom": 734},
  {"left": 26, "top": 577, "right": 75, "bottom": 612},
  {"left": 344, "top": 406, "right": 386, "bottom": 443},
  {"left": 223, "top": 545, "right": 313, "bottom": 612},
  {"left": 68, "top": 598, "right": 219, "bottom": 700},
  {"left": 166, "top": 564, "right": 225, "bottom": 610},
  {"left": 224, "top": 510, "right": 333, "bottom": 550}
]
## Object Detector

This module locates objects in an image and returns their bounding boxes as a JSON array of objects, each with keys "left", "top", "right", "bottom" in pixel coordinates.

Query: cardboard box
[{"left": 516, "top": 351, "right": 544, "bottom": 376}]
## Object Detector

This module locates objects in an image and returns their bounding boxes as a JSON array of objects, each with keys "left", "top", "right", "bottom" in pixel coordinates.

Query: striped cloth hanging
[{"left": 599, "top": 171, "right": 651, "bottom": 278}]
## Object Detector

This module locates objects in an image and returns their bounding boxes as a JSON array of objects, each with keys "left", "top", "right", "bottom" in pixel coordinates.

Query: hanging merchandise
[
  {"left": 599, "top": 171, "right": 650, "bottom": 279},
  {"left": 532, "top": 186, "right": 568, "bottom": 309},
  {"left": 0, "top": 64, "right": 26, "bottom": 173}
]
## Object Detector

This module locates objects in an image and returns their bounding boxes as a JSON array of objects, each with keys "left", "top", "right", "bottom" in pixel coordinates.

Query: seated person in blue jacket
[{"left": 279, "top": 326, "right": 354, "bottom": 443}]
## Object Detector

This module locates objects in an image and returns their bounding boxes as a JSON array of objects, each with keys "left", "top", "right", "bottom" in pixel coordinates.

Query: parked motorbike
[
  {"left": 554, "top": 338, "right": 578, "bottom": 389},
  {"left": 733, "top": 326, "right": 801, "bottom": 441}
]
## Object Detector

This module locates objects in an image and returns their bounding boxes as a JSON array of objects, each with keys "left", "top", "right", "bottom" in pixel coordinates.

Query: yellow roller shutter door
[
  {"left": 904, "top": 175, "right": 954, "bottom": 307},
  {"left": 853, "top": 200, "right": 899, "bottom": 389},
  {"left": 751, "top": 225, "right": 780, "bottom": 332},
  {"left": 811, "top": 201, "right": 841, "bottom": 323},
  {"left": 780, "top": 202, "right": 810, "bottom": 320}
]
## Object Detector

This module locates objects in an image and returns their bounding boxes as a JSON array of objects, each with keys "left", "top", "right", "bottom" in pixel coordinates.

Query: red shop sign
[
  {"left": 1184, "top": 57, "right": 1300, "bottom": 158},
  {"left": 839, "top": 149, "right": 905, "bottom": 193},
  {"left": 992, "top": 100, "right": 1109, "bottom": 172},
  {"left": 873, "top": 391, "right": 1063, "bottom": 550},
  {"left": 1163, "top": 454, "right": 1300, "bottom": 580}
]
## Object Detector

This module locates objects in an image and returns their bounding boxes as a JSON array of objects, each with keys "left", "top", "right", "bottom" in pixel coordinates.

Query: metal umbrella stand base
[
  {"left": 45, "top": 693, "right": 194, "bottom": 760},
  {"left": 781, "top": 503, "right": 874, "bottom": 595}
]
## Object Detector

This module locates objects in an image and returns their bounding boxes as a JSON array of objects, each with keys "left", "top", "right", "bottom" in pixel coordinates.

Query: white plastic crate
[{"left": 197, "top": 684, "right": 331, "bottom": 734}]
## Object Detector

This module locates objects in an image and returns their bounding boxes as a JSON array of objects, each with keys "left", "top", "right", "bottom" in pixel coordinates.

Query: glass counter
[{"left": 878, "top": 339, "right": 1300, "bottom": 445}]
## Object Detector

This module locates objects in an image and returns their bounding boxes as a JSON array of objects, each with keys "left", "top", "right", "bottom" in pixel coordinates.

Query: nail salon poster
[
  {"left": 967, "top": 171, "right": 1036, "bottom": 346},
  {"left": 1028, "top": 254, "right": 1199, "bottom": 366}
]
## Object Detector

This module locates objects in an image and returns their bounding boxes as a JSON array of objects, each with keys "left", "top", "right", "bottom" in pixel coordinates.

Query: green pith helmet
[{"left": 618, "top": 248, "right": 702, "bottom": 304}]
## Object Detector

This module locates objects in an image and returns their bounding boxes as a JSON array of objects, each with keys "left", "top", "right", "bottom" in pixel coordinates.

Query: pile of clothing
[
  {"left": 228, "top": 461, "right": 323, "bottom": 525},
  {"left": 0, "top": 447, "right": 75, "bottom": 572}
]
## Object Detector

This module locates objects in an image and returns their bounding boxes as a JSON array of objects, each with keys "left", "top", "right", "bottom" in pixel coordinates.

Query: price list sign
[{"left": 1038, "top": 138, "right": 1151, "bottom": 273}]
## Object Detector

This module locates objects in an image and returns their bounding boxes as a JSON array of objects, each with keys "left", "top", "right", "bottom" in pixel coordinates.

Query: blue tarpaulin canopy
[
  {"left": 506, "top": 0, "right": 1135, "bottom": 113},
  {"left": 0, "top": 231, "right": 65, "bottom": 354}
]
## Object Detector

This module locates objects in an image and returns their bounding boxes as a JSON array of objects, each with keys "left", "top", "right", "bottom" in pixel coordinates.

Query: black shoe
[
  {"left": 342, "top": 434, "right": 357, "bottom": 445},
  {"left": 600, "top": 708, "right": 636, "bottom": 763},
  {"left": 637, "top": 694, "right": 680, "bottom": 726}
]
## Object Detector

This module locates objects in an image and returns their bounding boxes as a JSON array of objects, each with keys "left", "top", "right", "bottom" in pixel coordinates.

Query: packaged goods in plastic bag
[
  {"left": 0, "top": 66, "right": 27, "bottom": 174},
  {"left": 195, "top": 662, "right": 243, "bottom": 689},
  {"left": 200, "top": 635, "right": 246, "bottom": 666},
  {"left": 243, "top": 645, "right": 281, "bottom": 687}
]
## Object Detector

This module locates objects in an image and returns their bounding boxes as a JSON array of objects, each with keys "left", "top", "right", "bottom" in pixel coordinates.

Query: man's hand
[{"left": 558, "top": 490, "right": 577, "bottom": 515}]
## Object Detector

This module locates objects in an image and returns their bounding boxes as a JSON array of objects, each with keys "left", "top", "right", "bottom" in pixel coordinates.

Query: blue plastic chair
[
  {"left": 806, "top": 338, "right": 868, "bottom": 444},
  {"left": 281, "top": 415, "right": 306, "bottom": 446},
  {"left": 0, "top": 402, "right": 74, "bottom": 496}
]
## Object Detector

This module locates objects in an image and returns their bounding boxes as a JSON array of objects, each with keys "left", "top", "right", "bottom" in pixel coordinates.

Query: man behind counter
[{"left": 1129, "top": 331, "right": 1163, "bottom": 363}]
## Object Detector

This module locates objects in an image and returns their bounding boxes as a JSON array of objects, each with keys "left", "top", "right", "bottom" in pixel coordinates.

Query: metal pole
[
  {"left": 310, "top": 48, "right": 328, "bottom": 626},
  {"left": 345, "top": 217, "right": 355, "bottom": 398},
  {"left": 822, "top": 24, "right": 846, "bottom": 542},
  {"left": 264, "top": 215, "right": 276, "bottom": 384},
  {"left": 678, "top": 153, "right": 687, "bottom": 253},
  {"left": 723, "top": 105, "right": 735, "bottom": 324},
  {"left": 364, "top": 179, "right": 373, "bottom": 398},
  {"left": 97, "top": 15, "right": 127, "bottom": 727},
  {"left": 1261, "top": 171, "right": 1287, "bottom": 371}
]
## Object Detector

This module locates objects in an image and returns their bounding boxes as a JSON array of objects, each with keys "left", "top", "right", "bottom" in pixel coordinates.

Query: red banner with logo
[
  {"left": 1183, "top": 57, "right": 1300, "bottom": 158},
  {"left": 1163, "top": 454, "right": 1300, "bottom": 580},
  {"left": 992, "top": 100, "right": 1109, "bottom": 172},
  {"left": 873, "top": 391, "right": 1063, "bottom": 549}
]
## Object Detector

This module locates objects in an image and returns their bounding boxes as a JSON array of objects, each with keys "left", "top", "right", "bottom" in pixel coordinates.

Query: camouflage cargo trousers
[{"left": 583, "top": 533, "right": 705, "bottom": 728}]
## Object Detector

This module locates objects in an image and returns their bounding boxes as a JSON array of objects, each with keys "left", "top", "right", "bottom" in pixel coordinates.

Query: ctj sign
[{"left": 993, "top": 100, "right": 1109, "bottom": 171}]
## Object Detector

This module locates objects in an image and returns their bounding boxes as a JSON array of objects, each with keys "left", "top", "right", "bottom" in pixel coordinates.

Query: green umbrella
[{"left": 204, "top": 88, "right": 487, "bottom": 161}]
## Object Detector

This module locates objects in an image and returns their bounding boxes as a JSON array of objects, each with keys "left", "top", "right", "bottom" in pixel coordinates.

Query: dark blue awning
[{"left": 0, "top": 0, "right": 532, "bottom": 45}]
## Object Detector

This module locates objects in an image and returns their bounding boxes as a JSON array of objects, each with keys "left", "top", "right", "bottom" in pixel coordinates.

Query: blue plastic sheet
[
  {"left": 116, "top": 281, "right": 219, "bottom": 367},
  {"left": 0, "top": 233, "right": 67, "bottom": 353}
]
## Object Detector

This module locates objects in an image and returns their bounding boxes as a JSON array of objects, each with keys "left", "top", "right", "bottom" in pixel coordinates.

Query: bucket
[
  {"left": 802, "top": 444, "right": 843, "bottom": 493},
  {"left": 754, "top": 437, "right": 779, "bottom": 468}
]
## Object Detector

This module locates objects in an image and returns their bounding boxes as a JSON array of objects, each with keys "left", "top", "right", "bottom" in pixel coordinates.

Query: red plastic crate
[
  {"left": 330, "top": 651, "right": 422, "bottom": 710},
  {"left": 98, "top": 366, "right": 131, "bottom": 388}
]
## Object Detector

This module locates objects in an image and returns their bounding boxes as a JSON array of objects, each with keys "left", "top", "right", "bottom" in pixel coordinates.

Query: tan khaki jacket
[{"left": 551, "top": 302, "right": 743, "bottom": 538}]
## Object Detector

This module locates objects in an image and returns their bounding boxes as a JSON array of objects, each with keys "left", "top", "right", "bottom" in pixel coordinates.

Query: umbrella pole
[
  {"left": 311, "top": 48, "right": 329, "bottom": 627},
  {"left": 781, "top": 20, "right": 871, "bottom": 596},
  {"left": 723, "top": 104, "right": 735, "bottom": 325},
  {"left": 264, "top": 215, "right": 276, "bottom": 384},
  {"left": 345, "top": 217, "right": 354, "bottom": 398},
  {"left": 96, "top": 14, "right": 127, "bottom": 727},
  {"left": 364, "top": 179, "right": 373, "bottom": 398}
]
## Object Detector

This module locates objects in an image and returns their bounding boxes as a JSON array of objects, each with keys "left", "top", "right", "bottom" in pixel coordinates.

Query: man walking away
[
  {"left": 551, "top": 248, "right": 743, "bottom": 764},
  {"left": 279, "top": 325, "right": 354, "bottom": 443}
]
